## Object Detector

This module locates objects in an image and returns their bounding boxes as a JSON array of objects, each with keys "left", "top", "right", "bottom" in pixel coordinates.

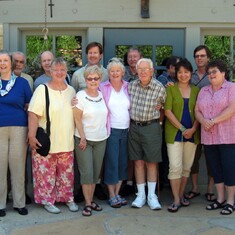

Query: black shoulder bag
[{"left": 35, "top": 84, "right": 51, "bottom": 156}]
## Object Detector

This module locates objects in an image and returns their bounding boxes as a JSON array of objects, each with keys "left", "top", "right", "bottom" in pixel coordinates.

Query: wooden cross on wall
[
  {"left": 141, "top": 0, "right": 150, "bottom": 18},
  {"left": 48, "top": 0, "right": 55, "bottom": 18}
]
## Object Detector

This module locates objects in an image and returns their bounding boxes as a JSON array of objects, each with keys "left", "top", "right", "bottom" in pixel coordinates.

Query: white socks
[
  {"left": 137, "top": 182, "right": 157, "bottom": 197},
  {"left": 136, "top": 183, "right": 146, "bottom": 197},
  {"left": 147, "top": 181, "right": 156, "bottom": 197}
]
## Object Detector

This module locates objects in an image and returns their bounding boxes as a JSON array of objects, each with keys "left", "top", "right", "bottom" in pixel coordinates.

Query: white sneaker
[
  {"left": 44, "top": 204, "right": 61, "bottom": 214},
  {"left": 131, "top": 194, "right": 146, "bottom": 208},
  {"left": 66, "top": 202, "right": 79, "bottom": 212},
  {"left": 147, "top": 194, "right": 161, "bottom": 210}
]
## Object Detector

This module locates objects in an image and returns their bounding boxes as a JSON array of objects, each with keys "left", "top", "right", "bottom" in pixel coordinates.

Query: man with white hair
[
  {"left": 128, "top": 58, "right": 166, "bottom": 210},
  {"left": 12, "top": 51, "right": 33, "bottom": 91}
]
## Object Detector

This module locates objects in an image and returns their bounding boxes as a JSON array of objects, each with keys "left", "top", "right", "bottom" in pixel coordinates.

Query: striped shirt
[
  {"left": 196, "top": 80, "right": 235, "bottom": 145},
  {"left": 128, "top": 78, "right": 166, "bottom": 121}
]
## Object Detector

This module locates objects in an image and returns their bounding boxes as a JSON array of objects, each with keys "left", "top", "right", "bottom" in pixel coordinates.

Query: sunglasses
[{"left": 86, "top": 77, "right": 100, "bottom": 81}]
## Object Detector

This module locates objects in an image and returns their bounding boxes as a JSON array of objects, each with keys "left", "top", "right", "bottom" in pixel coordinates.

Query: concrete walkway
[{"left": 0, "top": 187, "right": 234, "bottom": 235}]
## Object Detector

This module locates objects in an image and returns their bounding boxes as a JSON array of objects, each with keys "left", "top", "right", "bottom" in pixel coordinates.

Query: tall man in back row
[{"left": 128, "top": 58, "right": 166, "bottom": 210}]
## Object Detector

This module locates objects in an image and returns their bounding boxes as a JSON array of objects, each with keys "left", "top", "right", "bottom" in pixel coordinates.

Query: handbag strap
[{"left": 43, "top": 84, "right": 50, "bottom": 136}]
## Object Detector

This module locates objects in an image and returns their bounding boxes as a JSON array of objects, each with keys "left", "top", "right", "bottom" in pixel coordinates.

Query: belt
[{"left": 131, "top": 119, "right": 159, "bottom": 126}]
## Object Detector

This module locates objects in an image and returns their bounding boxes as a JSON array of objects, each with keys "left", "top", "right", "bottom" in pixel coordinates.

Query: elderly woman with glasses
[
  {"left": 99, "top": 58, "right": 130, "bottom": 208},
  {"left": 195, "top": 59, "right": 235, "bottom": 215},
  {"left": 28, "top": 58, "right": 78, "bottom": 214},
  {"left": 73, "top": 65, "right": 108, "bottom": 216}
]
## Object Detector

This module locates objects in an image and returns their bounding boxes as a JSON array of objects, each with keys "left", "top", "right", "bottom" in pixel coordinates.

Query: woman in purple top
[
  {"left": 99, "top": 58, "right": 130, "bottom": 208},
  {"left": 195, "top": 59, "right": 235, "bottom": 215},
  {"left": 0, "top": 51, "right": 32, "bottom": 217}
]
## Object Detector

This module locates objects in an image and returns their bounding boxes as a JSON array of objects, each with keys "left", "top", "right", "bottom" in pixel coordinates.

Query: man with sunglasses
[{"left": 185, "top": 45, "right": 215, "bottom": 203}]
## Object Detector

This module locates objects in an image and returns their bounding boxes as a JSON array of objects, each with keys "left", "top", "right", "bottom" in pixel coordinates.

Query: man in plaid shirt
[{"left": 128, "top": 58, "right": 166, "bottom": 210}]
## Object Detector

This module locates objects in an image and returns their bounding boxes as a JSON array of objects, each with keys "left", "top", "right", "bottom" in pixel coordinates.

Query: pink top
[
  {"left": 196, "top": 80, "right": 235, "bottom": 145},
  {"left": 99, "top": 80, "right": 130, "bottom": 136}
]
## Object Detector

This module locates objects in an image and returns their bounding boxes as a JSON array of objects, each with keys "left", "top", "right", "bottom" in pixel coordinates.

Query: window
[{"left": 26, "top": 35, "right": 82, "bottom": 78}]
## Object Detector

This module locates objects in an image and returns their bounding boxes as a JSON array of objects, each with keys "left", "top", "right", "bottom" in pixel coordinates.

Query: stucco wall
[{"left": 0, "top": 0, "right": 235, "bottom": 24}]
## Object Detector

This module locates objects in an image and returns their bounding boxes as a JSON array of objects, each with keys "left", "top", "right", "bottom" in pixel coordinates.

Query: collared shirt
[
  {"left": 71, "top": 64, "right": 108, "bottom": 92},
  {"left": 191, "top": 70, "right": 210, "bottom": 89},
  {"left": 157, "top": 71, "right": 176, "bottom": 87},
  {"left": 128, "top": 78, "right": 166, "bottom": 121},
  {"left": 196, "top": 80, "right": 235, "bottom": 145},
  {"left": 123, "top": 66, "right": 139, "bottom": 82}
]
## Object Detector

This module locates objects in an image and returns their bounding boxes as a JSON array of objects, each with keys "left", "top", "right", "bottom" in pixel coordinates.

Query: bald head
[{"left": 40, "top": 51, "right": 54, "bottom": 75}]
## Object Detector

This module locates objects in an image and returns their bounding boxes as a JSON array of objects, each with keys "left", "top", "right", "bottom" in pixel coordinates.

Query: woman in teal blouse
[{"left": 164, "top": 58, "right": 199, "bottom": 213}]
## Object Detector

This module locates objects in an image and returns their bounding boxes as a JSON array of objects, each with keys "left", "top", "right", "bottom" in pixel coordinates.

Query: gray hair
[
  {"left": 12, "top": 51, "right": 27, "bottom": 64},
  {"left": 84, "top": 65, "right": 103, "bottom": 79},
  {"left": 107, "top": 57, "right": 125, "bottom": 73},
  {"left": 50, "top": 57, "right": 68, "bottom": 71},
  {"left": 136, "top": 58, "right": 153, "bottom": 69},
  {"left": 127, "top": 47, "right": 142, "bottom": 57}
]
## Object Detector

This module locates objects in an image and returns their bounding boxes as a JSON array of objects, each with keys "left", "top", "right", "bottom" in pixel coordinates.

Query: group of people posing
[{"left": 0, "top": 42, "right": 234, "bottom": 218}]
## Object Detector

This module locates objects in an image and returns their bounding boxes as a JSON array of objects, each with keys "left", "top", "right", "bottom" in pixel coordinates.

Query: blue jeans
[{"left": 104, "top": 128, "right": 128, "bottom": 185}]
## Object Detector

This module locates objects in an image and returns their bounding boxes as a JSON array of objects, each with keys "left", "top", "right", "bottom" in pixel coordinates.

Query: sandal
[
  {"left": 168, "top": 203, "right": 181, "bottom": 213},
  {"left": 82, "top": 205, "right": 92, "bottom": 216},
  {"left": 184, "top": 191, "right": 200, "bottom": 200},
  {"left": 220, "top": 204, "right": 234, "bottom": 215},
  {"left": 109, "top": 196, "right": 121, "bottom": 208},
  {"left": 116, "top": 195, "right": 127, "bottom": 206},
  {"left": 91, "top": 201, "right": 102, "bottom": 211},
  {"left": 180, "top": 197, "right": 190, "bottom": 207},
  {"left": 206, "top": 200, "right": 226, "bottom": 210},
  {"left": 205, "top": 193, "right": 216, "bottom": 202}
]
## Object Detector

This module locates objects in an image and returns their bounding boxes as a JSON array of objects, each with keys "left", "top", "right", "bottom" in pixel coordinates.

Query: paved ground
[{"left": 0, "top": 186, "right": 235, "bottom": 235}]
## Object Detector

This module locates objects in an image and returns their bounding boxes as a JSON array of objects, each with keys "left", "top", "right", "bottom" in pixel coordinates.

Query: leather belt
[{"left": 131, "top": 119, "right": 159, "bottom": 126}]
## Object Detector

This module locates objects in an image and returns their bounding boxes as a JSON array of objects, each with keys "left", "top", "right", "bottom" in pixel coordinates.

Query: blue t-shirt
[
  {"left": 0, "top": 77, "right": 32, "bottom": 127},
  {"left": 175, "top": 98, "right": 194, "bottom": 142}
]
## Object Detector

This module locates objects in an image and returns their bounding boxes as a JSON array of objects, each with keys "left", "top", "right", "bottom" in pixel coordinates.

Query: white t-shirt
[
  {"left": 74, "top": 90, "right": 108, "bottom": 141},
  {"left": 108, "top": 87, "right": 130, "bottom": 129}
]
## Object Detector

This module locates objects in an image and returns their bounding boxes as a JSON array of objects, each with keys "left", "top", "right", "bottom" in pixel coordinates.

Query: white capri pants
[{"left": 167, "top": 141, "right": 197, "bottom": 180}]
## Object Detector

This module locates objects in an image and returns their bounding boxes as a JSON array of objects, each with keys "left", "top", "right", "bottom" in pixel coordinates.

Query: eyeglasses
[
  {"left": 86, "top": 77, "right": 100, "bottom": 81},
  {"left": 194, "top": 54, "right": 207, "bottom": 59},
  {"left": 137, "top": 68, "right": 152, "bottom": 72},
  {"left": 14, "top": 59, "right": 25, "bottom": 64},
  {"left": 207, "top": 69, "right": 219, "bottom": 76},
  {"left": 51, "top": 69, "right": 67, "bottom": 73}
]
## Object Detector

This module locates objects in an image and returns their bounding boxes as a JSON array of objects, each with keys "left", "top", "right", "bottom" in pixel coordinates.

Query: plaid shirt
[
  {"left": 128, "top": 78, "right": 166, "bottom": 121},
  {"left": 196, "top": 80, "right": 235, "bottom": 144}
]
